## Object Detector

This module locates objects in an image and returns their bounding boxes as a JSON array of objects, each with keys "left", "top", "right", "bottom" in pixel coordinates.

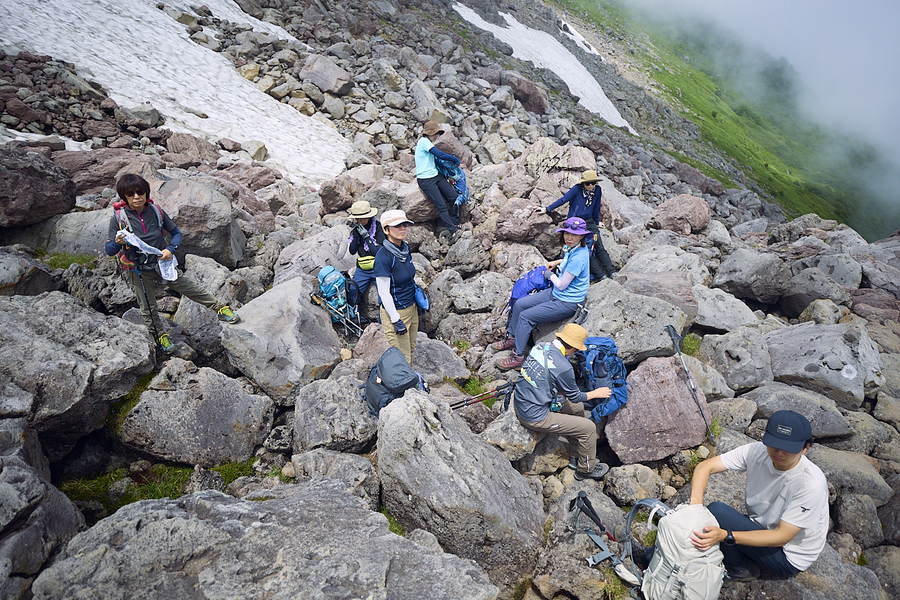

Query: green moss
[
  {"left": 512, "top": 577, "right": 533, "bottom": 600},
  {"left": 379, "top": 507, "right": 405, "bottom": 536},
  {"left": 59, "top": 463, "right": 193, "bottom": 518},
  {"left": 40, "top": 251, "right": 97, "bottom": 270},
  {"left": 462, "top": 376, "right": 489, "bottom": 397},
  {"left": 680, "top": 333, "right": 701, "bottom": 356},
  {"left": 857, "top": 552, "right": 867, "bottom": 566},
  {"left": 107, "top": 372, "right": 156, "bottom": 436},
  {"left": 453, "top": 338, "right": 471, "bottom": 353},
  {"left": 211, "top": 459, "right": 257, "bottom": 486},
  {"left": 709, "top": 416, "right": 723, "bottom": 438},
  {"left": 643, "top": 530, "right": 658, "bottom": 548}
]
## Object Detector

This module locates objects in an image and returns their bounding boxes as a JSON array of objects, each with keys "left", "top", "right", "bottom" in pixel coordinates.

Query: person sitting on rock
[
  {"left": 105, "top": 173, "right": 240, "bottom": 354},
  {"left": 415, "top": 120, "right": 462, "bottom": 242},
  {"left": 513, "top": 323, "right": 611, "bottom": 481},
  {"left": 346, "top": 200, "right": 385, "bottom": 324},
  {"left": 373, "top": 209, "right": 418, "bottom": 366},
  {"left": 689, "top": 410, "right": 828, "bottom": 585},
  {"left": 536, "top": 169, "right": 616, "bottom": 282},
  {"left": 495, "top": 217, "right": 592, "bottom": 370}
]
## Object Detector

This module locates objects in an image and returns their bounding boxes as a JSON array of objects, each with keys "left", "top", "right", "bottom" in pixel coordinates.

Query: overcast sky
[{"left": 621, "top": 0, "right": 900, "bottom": 161}]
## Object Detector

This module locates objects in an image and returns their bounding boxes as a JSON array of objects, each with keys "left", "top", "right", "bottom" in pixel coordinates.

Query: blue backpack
[
  {"left": 506, "top": 266, "right": 552, "bottom": 328},
  {"left": 435, "top": 156, "right": 470, "bottom": 206},
  {"left": 317, "top": 266, "right": 356, "bottom": 322},
  {"left": 577, "top": 336, "right": 629, "bottom": 421}
]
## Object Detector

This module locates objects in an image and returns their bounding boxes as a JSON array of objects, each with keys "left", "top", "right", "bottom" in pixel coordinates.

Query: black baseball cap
[{"left": 763, "top": 410, "right": 812, "bottom": 453}]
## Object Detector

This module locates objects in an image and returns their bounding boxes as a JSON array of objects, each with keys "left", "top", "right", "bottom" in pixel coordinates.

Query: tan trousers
[
  {"left": 380, "top": 304, "right": 419, "bottom": 366},
  {"left": 518, "top": 399, "right": 599, "bottom": 472}
]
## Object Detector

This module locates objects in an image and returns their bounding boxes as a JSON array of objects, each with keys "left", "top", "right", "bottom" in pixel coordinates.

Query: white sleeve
[
  {"left": 719, "top": 442, "right": 754, "bottom": 473},
  {"left": 549, "top": 270, "right": 576, "bottom": 291},
  {"left": 375, "top": 277, "right": 400, "bottom": 322}
]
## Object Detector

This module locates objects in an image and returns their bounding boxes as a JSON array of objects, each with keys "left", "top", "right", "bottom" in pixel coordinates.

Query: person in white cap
[
  {"left": 373, "top": 209, "right": 418, "bottom": 365},
  {"left": 688, "top": 410, "right": 828, "bottom": 585},
  {"left": 346, "top": 200, "right": 384, "bottom": 323}
]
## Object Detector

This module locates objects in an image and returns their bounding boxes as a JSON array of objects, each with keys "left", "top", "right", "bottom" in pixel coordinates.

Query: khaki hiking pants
[
  {"left": 124, "top": 268, "right": 224, "bottom": 337},
  {"left": 380, "top": 304, "right": 418, "bottom": 366},
  {"left": 518, "top": 399, "right": 600, "bottom": 472}
]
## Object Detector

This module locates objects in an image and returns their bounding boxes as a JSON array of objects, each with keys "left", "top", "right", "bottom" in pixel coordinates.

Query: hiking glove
[
  {"left": 392, "top": 319, "right": 408, "bottom": 336},
  {"left": 353, "top": 223, "right": 368, "bottom": 238}
]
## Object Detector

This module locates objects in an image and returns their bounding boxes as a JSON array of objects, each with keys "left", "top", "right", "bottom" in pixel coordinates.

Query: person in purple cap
[
  {"left": 496, "top": 217, "right": 592, "bottom": 370},
  {"left": 687, "top": 411, "right": 829, "bottom": 585}
]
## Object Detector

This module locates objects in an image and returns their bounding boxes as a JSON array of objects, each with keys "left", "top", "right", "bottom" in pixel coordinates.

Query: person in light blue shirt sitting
[
  {"left": 496, "top": 217, "right": 592, "bottom": 370},
  {"left": 415, "top": 120, "right": 461, "bottom": 240}
]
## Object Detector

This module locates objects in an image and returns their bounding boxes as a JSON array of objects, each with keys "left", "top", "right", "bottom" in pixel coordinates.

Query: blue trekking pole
[{"left": 666, "top": 325, "right": 715, "bottom": 446}]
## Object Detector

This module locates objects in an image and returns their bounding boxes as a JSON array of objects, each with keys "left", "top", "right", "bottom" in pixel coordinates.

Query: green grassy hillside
[{"left": 554, "top": 0, "right": 899, "bottom": 241}]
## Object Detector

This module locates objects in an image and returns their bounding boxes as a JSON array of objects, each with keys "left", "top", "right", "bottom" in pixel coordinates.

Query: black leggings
[
  {"left": 417, "top": 175, "right": 459, "bottom": 232},
  {"left": 585, "top": 219, "right": 615, "bottom": 279}
]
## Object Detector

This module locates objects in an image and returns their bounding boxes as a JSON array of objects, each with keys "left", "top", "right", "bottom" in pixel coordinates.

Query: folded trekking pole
[
  {"left": 666, "top": 324, "right": 715, "bottom": 447},
  {"left": 450, "top": 381, "right": 514, "bottom": 411}
]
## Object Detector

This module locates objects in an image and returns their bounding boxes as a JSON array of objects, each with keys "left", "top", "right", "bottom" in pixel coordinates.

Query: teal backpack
[{"left": 317, "top": 266, "right": 356, "bottom": 323}]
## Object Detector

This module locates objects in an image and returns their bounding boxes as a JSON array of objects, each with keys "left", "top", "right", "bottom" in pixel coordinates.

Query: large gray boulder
[
  {"left": 0, "top": 292, "right": 154, "bottom": 460},
  {"left": 220, "top": 277, "right": 341, "bottom": 403},
  {"left": 740, "top": 382, "right": 853, "bottom": 439},
  {"left": 448, "top": 270, "right": 512, "bottom": 313},
  {"left": 0, "top": 148, "right": 76, "bottom": 227},
  {"left": 30, "top": 481, "right": 499, "bottom": 600},
  {"left": 0, "top": 246, "right": 59, "bottom": 296},
  {"left": 273, "top": 224, "right": 354, "bottom": 286},
  {"left": 578, "top": 279, "right": 688, "bottom": 366},
  {"left": 292, "top": 361, "right": 376, "bottom": 453},
  {"left": 419, "top": 268, "right": 463, "bottom": 334},
  {"left": 765, "top": 322, "right": 885, "bottom": 409},
  {"left": 691, "top": 284, "right": 757, "bottom": 332},
  {"left": 412, "top": 335, "right": 471, "bottom": 386},
  {"left": 713, "top": 247, "right": 791, "bottom": 304},
  {"left": 607, "top": 356, "right": 712, "bottom": 464},
  {"left": 480, "top": 407, "right": 544, "bottom": 462},
  {"left": 779, "top": 267, "right": 851, "bottom": 317},
  {"left": 443, "top": 229, "right": 492, "bottom": 277},
  {"left": 290, "top": 448, "right": 380, "bottom": 511},
  {"left": 855, "top": 253, "right": 900, "bottom": 300},
  {"left": 378, "top": 390, "right": 544, "bottom": 590},
  {"left": 0, "top": 209, "right": 109, "bottom": 258},
  {"left": 682, "top": 354, "right": 735, "bottom": 401},
  {"left": 697, "top": 326, "right": 774, "bottom": 393},
  {"left": 806, "top": 444, "right": 893, "bottom": 507},
  {"left": 620, "top": 271, "right": 698, "bottom": 326},
  {"left": 791, "top": 253, "right": 862, "bottom": 288},
  {"left": 619, "top": 245, "right": 710, "bottom": 285},
  {"left": 298, "top": 54, "right": 354, "bottom": 95},
  {"left": 117, "top": 358, "right": 274, "bottom": 466},
  {"left": 154, "top": 177, "right": 245, "bottom": 268}
]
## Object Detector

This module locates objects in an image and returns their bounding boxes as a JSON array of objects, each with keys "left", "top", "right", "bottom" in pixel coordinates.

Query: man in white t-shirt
[{"left": 688, "top": 411, "right": 829, "bottom": 585}]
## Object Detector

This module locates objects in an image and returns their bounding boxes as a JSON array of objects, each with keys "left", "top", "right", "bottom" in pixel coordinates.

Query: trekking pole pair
[
  {"left": 665, "top": 324, "right": 716, "bottom": 447},
  {"left": 309, "top": 290, "right": 364, "bottom": 339},
  {"left": 449, "top": 380, "right": 514, "bottom": 411}
]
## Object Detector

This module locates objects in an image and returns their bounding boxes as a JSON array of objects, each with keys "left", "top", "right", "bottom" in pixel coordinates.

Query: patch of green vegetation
[
  {"left": 512, "top": 577, "right": 533, "bottom": 600},
  {"left": 107, "top": 371, "right": 156, "bottom": 436},
  {"left": 601, "top": 565, "right": 630, "bottom": 600},
  {"left": 59, "top": 463, "right": 193, "bottom": 516},
  {"left": 643, "top": 530, "right": 658, "bottom": 548},
  {"left": 39, "top": 250, "right": 97, "bottom": 270},
  {"left": 453, "top": 338, "right": 471, "bottom": 354},
  {"left": 709, "top": 416, "right": 723, "bottom": 438},
  {"left": 211, "top": 459, "right": 257, "bottom": 486},
  {"left": 543, "top": 518, "right": 553, "bottom": 544},
  {"left": 379, "top": 507, "right": 405, "bottom": 536},
  {"left": 857, "top": 552, "right": 867, "bottom": 566},
  {"left": 462, "top": 376, "right": 490, "bottom": 397},
  {"left": 680, "top": 333, "right": 701, "bottom": 356}
]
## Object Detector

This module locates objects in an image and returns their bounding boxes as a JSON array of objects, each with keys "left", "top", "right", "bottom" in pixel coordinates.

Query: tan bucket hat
[
  {"left": 423, "top": 120, "right": 442, "bottom": 136},
  {"left": 557, "top": 323, "right": 588, "bottom": 351},
  {"left": 381, "top": 209, "right": 414, "bottom": 227},
  {"left": 577, "top": 170, "right": 601, "bottom": 184},
  {"left": 349, "top": 200, "right": 378, "bottom": 219}
]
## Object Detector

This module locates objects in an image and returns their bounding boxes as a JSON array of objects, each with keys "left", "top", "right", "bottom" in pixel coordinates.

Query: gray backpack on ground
[{"left": 362, "top": 347, "right": 427, "bottom": 417}]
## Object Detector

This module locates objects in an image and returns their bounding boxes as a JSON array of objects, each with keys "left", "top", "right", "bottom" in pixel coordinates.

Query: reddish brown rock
[
  {"left": 647, "top": 194, "right": 711, "bottom": 234},
  {"left": 0, "top": 148, "right": 76, "bottom": 227}
]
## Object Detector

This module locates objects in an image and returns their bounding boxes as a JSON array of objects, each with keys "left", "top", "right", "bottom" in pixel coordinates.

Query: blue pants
[
  {"left": 348, "top": 266, "right": 376, "bottom": 308},
  {"left": 707, "top": 502, "right": 801, "bottom": 575},
  {"left": 508, "top": 287, "right": 578, "bottom": 356},
  {"left": 417, "top": 175, "right": 459, "bottom": 232}
]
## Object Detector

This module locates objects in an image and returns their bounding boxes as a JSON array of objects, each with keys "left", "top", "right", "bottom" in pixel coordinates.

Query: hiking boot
[
  {"left": 158, "top": 333, "right": 176, "bottom": 354},
  {"left": 722, "top": 563, "right": 760, "bottom": 586},
  {"left": 491, "top": 337, "right": 516, "bottom": 351},
  {"left": 217, "top": 305, "right": 241, "bottom": 324},
  {"left": 574, "top": 462, "right": 610, "bottom": 481},
  {"left": 497, "top": 352, "right": 525, "bottom": 370},
  {"left": 568, "top": 457, "right": 578, "bottom": 470}
]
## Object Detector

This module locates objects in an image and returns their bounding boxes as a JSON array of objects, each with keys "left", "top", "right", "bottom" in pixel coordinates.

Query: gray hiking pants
[
  {"left": 517, "top": 399, "right": 599, "bottom": 472},
  {"left": 124, "top": 268, "right": 223, "bottom": 337},
  {"left": 508, "top": 287, "right": 578, "bottom": 356}
]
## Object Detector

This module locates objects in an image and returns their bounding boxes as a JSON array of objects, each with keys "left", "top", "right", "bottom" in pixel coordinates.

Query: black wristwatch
[{"left": 724, "top": 530, "right": 735, "bottom": 546}]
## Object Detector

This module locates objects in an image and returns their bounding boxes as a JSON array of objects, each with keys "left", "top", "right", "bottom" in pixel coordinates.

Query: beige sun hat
[
  {"left": 556, "top": 323, "right": 588, "bottom": 351},
  {"left": 577, "top": 170, "right": 601, "bottom": 184},
  {"left": 348, "top": 200, "right": 378, "bottom": 219}
]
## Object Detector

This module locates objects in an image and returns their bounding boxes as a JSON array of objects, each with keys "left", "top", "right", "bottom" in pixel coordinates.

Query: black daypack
[{"left": 362, "top": 347, "right": 428, "bottom": 417}]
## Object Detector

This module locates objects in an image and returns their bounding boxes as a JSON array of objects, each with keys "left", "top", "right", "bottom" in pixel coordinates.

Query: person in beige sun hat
[
  {"left": 347, "top": 200, "right": 384, "bottom": 324},
  {"left": 510, "top": 322, "right": 612, "bottom": 481},
  {"left": 536, "top": 169, "right": 617, "bottom": 282}
]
